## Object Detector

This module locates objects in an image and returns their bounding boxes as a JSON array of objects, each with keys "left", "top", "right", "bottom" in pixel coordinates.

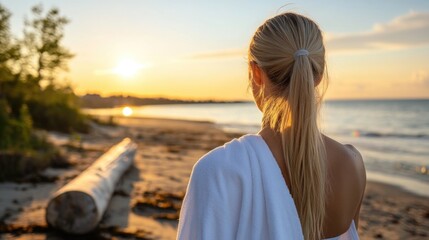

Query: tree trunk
[{"left": 46, "top": 138, "right": 137, "bottom": 234}]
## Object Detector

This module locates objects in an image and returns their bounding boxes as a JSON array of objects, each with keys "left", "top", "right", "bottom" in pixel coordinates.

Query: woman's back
[
  {"left": 324, "top": 220, "right": 359, "bottom": 240},
  {"left": 177, "top": 133, "right": 365, "bottom": 240},
  {"left": 259, "top": 130, "right": 366, "bottom": 238},
  {"left": 322, "top": 135, "right": 366, "bottom": 238}
]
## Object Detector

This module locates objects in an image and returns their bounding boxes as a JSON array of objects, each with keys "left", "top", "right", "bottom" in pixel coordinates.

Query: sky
[{"left": 2, "top": 0, "right": 429, "bottom": 100}]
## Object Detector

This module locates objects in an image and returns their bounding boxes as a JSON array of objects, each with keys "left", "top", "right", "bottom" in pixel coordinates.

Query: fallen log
[{"left": 46, "top": 138, "right": 137, "bottom": 234}]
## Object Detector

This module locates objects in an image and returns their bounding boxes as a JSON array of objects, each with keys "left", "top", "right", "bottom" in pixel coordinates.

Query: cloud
[
  {"left": 187, "top": 49, "right": 246, "bottom": 59},
  {"left": 326, "top": 11, "right": 429, "bottom": 53},
  {"left": 187, "top": 11, "right": 429, "bottom": 59}
]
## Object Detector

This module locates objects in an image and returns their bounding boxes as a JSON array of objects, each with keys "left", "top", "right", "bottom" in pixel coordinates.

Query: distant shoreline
[
  {"left": 80, "top": 93, "right": 249, "bottom": 109},
  {"left": 80, "top": 93, "right": 429, "bottom": 109}
]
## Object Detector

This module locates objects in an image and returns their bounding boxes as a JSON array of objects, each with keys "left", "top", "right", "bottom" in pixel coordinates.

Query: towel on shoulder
[{"left": 177, "top": 134, "right": 304, "bottom": 240}]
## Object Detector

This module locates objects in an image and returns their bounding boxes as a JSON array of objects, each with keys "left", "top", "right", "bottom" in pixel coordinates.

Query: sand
[{"left": 0, "top": 116, "right": 428, "bottom": 240}]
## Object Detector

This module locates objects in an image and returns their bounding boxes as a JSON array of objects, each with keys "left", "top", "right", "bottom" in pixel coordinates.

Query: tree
[
  {"left": 22, "top": 4, "right": 74, "bottom": 86},
  {"left": 0, "top": 3, "right": 88, "bottom": 133},
  {"left": 0, "top": 4, "right": 22, "bottom": 118},
  {"left": 0, "top": 4, "right": 20, "bottom": 83}
]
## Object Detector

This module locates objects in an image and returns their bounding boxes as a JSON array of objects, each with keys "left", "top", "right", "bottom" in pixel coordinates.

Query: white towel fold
[{"left": 177, "top": 134, "right": 304, "bottom": 240}]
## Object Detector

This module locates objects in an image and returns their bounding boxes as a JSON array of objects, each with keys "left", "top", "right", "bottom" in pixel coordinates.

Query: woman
[{"left": 177, "top": 12, "right": 366, "bottom": 240}]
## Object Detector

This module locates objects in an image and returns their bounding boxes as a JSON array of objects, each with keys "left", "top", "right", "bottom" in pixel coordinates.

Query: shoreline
[
  {"left": 115, "top": 116, "right": 429, "bottom": 199},
  {"left": 366, "top": 171, "right": 429, "bottom": 198},
  {"left": 0, "top": 116, "right": 428, "bottom": 239}
]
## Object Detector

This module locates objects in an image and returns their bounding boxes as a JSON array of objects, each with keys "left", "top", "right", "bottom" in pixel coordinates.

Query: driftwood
[{"left": 46, "top": 138, "right": 137, "bottom": 234}]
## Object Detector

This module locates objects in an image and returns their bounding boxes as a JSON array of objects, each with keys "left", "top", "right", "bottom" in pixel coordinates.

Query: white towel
[{"left": 177, "top": 134, "right": 304, "bottom": 240}]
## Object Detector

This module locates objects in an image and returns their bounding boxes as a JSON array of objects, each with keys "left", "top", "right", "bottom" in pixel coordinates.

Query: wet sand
[{"left": 0, "top": 116, "right": 428, "bottom": 239}]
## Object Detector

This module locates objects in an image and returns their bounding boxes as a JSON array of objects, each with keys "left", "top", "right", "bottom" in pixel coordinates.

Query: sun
[
  {"left": 122, "top": 106, "right": 133, "bottom": 117},
  {"left": 113, "top": 59, "right": 143, "bottom": 78}
]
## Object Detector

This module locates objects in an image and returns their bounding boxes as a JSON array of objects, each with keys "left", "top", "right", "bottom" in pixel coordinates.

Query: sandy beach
[{"left": 0, "top": 116, "right": 428, "bottom": 240}]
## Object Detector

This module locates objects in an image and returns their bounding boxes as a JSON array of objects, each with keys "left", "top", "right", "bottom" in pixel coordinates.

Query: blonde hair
[{"left": 248, "top": 12, "right": 328, "bottom": 240}]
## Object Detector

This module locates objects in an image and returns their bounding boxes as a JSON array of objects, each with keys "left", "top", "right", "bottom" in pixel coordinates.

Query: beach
[{"left": 0, "top": 116, "right": 428, "bottom": 240}]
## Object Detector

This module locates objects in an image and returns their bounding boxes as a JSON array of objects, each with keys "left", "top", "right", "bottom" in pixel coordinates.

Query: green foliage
[
  {"left": 0, "top": 5, "right": 20, "bottom": 87},
  {"left": 0, "top": 3, "right": 88, "bottom": 134},
  {"left": 22, "top": 4, "right": 74, "bottom": 85},
  {"left": 0, "top": 100, "right": 63, "bottom": 181},
  {"left": 0, "top": 100, "right": 32, "bottom": 150},
  {"left": 0, "top": 4, "right": 85, "bottom": 180},
  {"left": 27, "top": 85, "right": 89, "bottom": 133}
]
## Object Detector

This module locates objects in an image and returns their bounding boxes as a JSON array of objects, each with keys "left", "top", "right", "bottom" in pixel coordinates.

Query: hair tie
[{"left": 294, "top": 49, "right": 309, "bottom": 59}]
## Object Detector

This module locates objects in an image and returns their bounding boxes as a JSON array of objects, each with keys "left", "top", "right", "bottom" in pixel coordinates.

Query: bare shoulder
[
  {"left": 322, "top": 134, "right": 367, "bottom": 229},
  {"left": 343, "top": 144, "right": 365, "bottom": 178},
  {"left": 322, "top": 135, "right": 366, "bottom": 190}
]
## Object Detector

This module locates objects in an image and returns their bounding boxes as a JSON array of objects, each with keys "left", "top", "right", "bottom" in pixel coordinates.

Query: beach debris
[
  {"left": 0, "top": 223, "right": 49, "bottom": 235},
  {"left": 132, "top": 191, "right": 184, "bottom": 220},
  {"left": 45, "top": 138, "right": 137, "bottom": 234},
  {"left": 113, "top": 189, "right": 130, "bottom": 197},
  {"left": 99, "top": 226, "right": 153, "bottom": 240},
  {"left": 374, "top": 233, "right": 383, "bottom": 238},
  {"left": 0, "top": 223, "right": 153, "bottom": 239}
]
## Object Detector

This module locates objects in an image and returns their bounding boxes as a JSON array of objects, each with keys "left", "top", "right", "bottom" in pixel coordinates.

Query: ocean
[{"left": 85, "top": 99, "right": 429, "bottom": 197}]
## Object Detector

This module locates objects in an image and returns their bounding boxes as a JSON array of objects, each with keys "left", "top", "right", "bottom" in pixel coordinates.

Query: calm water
[{"left": 85, "top": 99, "right": 429, "bottom": 196}]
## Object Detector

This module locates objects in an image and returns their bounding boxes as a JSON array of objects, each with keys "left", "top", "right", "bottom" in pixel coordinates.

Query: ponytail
[
  {"left": 249, "top": 12, "right": 327, "bottom": 239},
  {"left": 286, "top": 55, "right": 326, "bottom": 240}
]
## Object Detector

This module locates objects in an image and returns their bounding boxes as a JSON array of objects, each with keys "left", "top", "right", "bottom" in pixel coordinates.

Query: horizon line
[{"left": 79, "top": 93, "right": 429, "bottom": 102}]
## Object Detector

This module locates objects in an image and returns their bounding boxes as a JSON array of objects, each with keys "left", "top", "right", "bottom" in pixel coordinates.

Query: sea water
[{"left": 85, "top": 99, "right": 429, "bottom": 197}]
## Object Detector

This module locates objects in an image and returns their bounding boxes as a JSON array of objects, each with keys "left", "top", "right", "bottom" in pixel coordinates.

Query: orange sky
[{"left": 6, "top": 0, "right": 429, "bottom": 100}]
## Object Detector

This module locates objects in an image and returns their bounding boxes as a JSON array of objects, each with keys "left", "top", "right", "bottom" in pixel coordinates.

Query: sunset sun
[
  {"left": 113, "top": 59, "right": 144, "bottom": 78},
  {"left": 122, "top": 106, "right": 133, "bottom": 116}
]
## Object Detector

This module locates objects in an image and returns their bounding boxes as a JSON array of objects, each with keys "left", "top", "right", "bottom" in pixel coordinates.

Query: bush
[
  {"left": 0, "top": 4, "right": 85, "bottom": 181},
  {"left": 27, "top": 86, "right": 89, "bottom": 133},
  {"left": 0, "top": 100, "right": 69, "bottom": 181},
  {"left": 0, "top": 100, "right": 32, "bottom": 150},
  {"left": 0, "top": 144, "right": 66, "bottom": 181}
]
